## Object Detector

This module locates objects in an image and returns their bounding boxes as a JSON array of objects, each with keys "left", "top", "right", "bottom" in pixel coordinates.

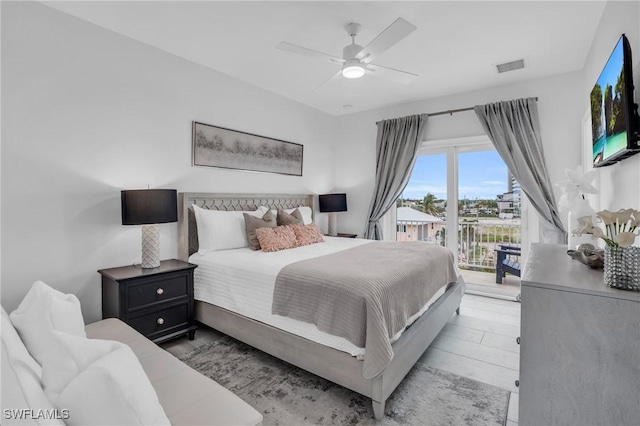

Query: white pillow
[
  {"left": 286, "top": 206, "right": 313, "bottom": 225},
  {"left": 1, "top": 307, "right": 65, "bottom": 426},
  {"left": 193, "top": 205, "right": 267, "bottom": 254},
  {"left": 41, "top": 331, "right": 170, "bottom": 426},
  {"left": 10, "top": 281, "right": 86, "bottom": 366},
  {"left": 1, "top": 342, "right": 66, "bottom": 426},
  {"left": 2, "top": 307, "right": 42, "bottom": 377}
]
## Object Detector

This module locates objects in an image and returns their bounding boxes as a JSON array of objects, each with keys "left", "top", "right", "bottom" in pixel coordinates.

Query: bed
[{"left": 177, "top": 192, "right": 465, "bottom": 419}]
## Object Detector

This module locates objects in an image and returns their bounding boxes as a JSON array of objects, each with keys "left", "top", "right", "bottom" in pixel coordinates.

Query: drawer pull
[
  {"left": 516, "top": 337, "right": 521, "bottom": 345},
  {"left": 515, "top": 380, "right": 520, "bottom": 388},
  {"left": 157, "top": 318, "right": 164, "bottom": 325},
  {"left": 156, "top": 288, "right": 164, "bottom": 295}
]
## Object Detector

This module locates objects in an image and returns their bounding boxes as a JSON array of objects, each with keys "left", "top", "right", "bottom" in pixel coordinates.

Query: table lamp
[
  {"left": 319, "top": 193, "right": 347, "bottom": 237},
  {"left": 121, "top": 189, "right": 177, "bottom": 268}
]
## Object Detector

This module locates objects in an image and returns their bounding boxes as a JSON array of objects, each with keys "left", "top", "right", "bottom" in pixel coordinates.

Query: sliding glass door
[{"left": 397, "top": 137, "right": 523, "bottom": 294}]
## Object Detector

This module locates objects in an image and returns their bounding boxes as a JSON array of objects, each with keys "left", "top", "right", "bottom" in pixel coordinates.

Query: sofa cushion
[
  {"left": 155, "top": 367, "right": 264, "bottom": 426},
  {"left": 85, "top": 319, "right": 263, "bottom": 426},
  {"left": 10, "top": 281, "right": 86, "bottom": 366},
  {"left": 41, "top": 331, "right": 170, "bottom": 426}
]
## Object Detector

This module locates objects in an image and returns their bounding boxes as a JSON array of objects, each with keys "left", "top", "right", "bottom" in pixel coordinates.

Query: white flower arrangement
[
  {"left": 573, "top": 209, "right": 640, "bottom": 248},
  {"left": 555, "top": 166, "right": 598, "bottom": 208}
]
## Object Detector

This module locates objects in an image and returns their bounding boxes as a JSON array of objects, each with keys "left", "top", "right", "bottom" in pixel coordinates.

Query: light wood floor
[
  {"left": 163, "top": 293, "right": 521, "bottom": 425},
  {"left": 419, "top": 294, "right": 520, "bottom": 425},
  {"left": 461, "top": 269, "right": 521, "bottom": 300}
]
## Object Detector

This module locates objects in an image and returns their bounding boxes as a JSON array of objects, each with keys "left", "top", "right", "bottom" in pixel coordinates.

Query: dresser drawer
[
  {"left": 127, "top": 303, "right": 189, "bottom": 337},
  {"left": 127, "top": 273, "right": 189, "bottom": 310}
]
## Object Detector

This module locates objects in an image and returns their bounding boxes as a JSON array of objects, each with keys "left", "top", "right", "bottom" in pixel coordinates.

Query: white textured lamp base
[
  {"left": 327, "top": 212, "right": 337, "bottom": 237},
  {"left": 141, "top": 224, "right": 160, "bottom": 269}
]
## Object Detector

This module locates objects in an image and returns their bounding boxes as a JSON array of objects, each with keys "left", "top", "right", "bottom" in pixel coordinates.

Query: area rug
[{"left": 178, "top": 336, "right": 510, "bottom": 425}]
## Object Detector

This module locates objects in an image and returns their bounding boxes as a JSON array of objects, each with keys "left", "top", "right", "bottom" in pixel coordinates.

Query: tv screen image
[
  {"left": 590, "top": 34, "right": 640, "bottom": 167},
  {"left": 590, "top": 37, "right": 627, "bottom": 165}
]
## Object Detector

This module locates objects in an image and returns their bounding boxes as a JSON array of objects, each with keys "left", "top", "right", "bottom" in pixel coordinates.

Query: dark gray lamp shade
[
  {"left": 319, "top": 193, "right": 347, "bottom": 213},
  {"left": 121, "top": 189, "right": 178, "bottom": 225}
]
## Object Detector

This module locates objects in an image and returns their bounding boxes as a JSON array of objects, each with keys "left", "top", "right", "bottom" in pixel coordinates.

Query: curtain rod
[{"left": 376, "top": 97, "right": 539, "bottom": 123}]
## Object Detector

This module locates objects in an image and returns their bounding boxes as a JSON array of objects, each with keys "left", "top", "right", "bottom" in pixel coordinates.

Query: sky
[
  {"left": 596, "top": 35, "right": 623, "bottom": 95},
  {"left": 402, "top": 150, "right": 509, "bottom": 200}
]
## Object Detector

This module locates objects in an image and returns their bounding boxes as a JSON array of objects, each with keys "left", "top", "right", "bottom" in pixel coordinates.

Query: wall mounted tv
[{"left": 590, "top": 34, "right": 640, "bottom": 168}]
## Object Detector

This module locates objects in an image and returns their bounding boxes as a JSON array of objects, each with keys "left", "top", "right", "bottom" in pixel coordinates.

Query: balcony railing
[{"left": 396, "top": 220, "right": 521, "bottom": 271}]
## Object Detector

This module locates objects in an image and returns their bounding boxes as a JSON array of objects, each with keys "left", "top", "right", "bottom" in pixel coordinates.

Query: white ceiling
[{"left": 43, "top": 1, "right": 606, "bottom": 116}]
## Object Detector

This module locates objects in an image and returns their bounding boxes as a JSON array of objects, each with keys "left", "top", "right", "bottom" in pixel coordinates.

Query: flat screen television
[{"left": 590, "top": 34, "right": 640, "bottom": 167}]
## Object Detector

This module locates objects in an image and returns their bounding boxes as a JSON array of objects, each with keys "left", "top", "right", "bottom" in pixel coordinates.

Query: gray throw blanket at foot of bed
[{"left": 271, "top": 241, "right": 458, "bottom": 379}]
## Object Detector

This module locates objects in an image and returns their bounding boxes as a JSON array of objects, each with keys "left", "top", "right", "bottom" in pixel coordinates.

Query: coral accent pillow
[
  {"left": 291, "top": 224, "right": 325, "bottom": 247},
  {"left": 255, "top": 226, "right": 297, "bottom": 252}
]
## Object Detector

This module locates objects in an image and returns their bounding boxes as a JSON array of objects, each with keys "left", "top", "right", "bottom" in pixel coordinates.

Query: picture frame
[{"left": 192, "top": 121, "right": 303, "bottom": 176}]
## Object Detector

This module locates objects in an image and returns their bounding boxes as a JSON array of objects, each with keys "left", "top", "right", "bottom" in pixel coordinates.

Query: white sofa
[{"left": 2, "top": 311, "right": 263, "bottom": 426}]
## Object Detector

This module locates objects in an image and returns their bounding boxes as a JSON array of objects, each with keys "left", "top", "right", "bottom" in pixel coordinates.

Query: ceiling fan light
[{"left": 342, "top": 64, "right": 365, "bottom": 79}]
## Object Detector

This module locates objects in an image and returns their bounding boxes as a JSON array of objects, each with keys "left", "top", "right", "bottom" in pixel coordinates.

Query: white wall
[
  {"left": 1, "top": 2, "right": 336, "bottom": 321},
  {"left": 333, "top": 0, "right": 640, "bottom": 247},
  {"left": 4, "top": 1, "right": 638, "bottom": 322},
  {"left": 581, "top": 0, "right": 640, "bottom": 216},
  {"left": 333, "top": 71, "right": 585, "bottom": 242}
]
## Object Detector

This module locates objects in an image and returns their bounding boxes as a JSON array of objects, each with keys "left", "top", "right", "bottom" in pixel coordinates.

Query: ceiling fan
[{"left": 276, "top": 18, "right": 418, "bottom": 88}]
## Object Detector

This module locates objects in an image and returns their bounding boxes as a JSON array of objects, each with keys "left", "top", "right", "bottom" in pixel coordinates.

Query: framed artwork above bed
[{"left": 192, "top": 121, "right": 303, "bottom": 176}]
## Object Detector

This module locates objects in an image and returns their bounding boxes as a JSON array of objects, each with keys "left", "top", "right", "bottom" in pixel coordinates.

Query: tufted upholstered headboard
[{"left": 177, "top": 192, "right": 315, "bottom": 261}]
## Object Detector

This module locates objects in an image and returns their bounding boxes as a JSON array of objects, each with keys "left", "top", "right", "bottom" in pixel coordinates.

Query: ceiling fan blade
[
  {"left": 276, "top": 42, "right": 344, "bottom": 64},
  {"left": 366, "top": 63, "right": 418, "bottom": 84},
  {"left": 313, "top": 70, "right": 343, "bottom": 91},
  {"left": 355, "top": 18, "right": 416, "bottom": 64}
]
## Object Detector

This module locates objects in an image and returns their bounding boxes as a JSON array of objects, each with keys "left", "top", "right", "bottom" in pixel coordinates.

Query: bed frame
[{"left": 177, "top": 192, "right": 464, "bottom": 419}]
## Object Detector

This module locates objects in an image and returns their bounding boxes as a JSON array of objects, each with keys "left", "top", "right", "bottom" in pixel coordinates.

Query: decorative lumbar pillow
[
  {"left": 286, "top": 206, "right": 313, "bottom": 225},
  {"left": 41, "top": 331, "right": 170, "bottom": 426},
  {"left": 276, "top": 208, "right": 303, "bottom": 226},
  {"left": 255, "top": 225, "right": 298, "bottom": 252},
  {"left": 193, "top": 205, "right": 267, "bottom": 254},
  {"left": 244, "top": 210, "right": 277, "bottom": 251},
  {"left": 10, "top": 281, "right": 86, "bottom": 366},
  {"left": 291, "top": 223, "right": 325, "bottom": 247}
]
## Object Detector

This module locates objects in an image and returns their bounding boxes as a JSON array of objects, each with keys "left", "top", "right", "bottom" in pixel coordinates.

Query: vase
[{"left": 604, "top": 246, "right": 640, "bottom": 291}]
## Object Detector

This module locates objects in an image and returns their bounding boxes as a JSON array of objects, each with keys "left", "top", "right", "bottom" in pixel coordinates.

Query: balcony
[{"left": 397, "top": 219, "right": 521, "bottom": 298}]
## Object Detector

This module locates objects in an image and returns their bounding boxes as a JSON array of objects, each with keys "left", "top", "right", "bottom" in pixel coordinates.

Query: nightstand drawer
[
  {"left": 127, "top": 274, "right": 188, "bottom": 310},
  {"left": 99, "top": 259, "right": 197, "bottom": 343},
  {"left": 128, "top": 303, "right": 189, "bottom": 337}
]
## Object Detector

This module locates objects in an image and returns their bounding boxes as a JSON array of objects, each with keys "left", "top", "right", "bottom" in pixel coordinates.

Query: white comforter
[{"left": 189, "top": 237, "right": 448, "bottom": 357}]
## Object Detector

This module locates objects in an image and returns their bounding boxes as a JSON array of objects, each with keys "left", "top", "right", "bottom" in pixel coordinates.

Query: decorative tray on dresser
[
  {"left": 519, "top": 243, "right": 640, "bottom": 426},
  {"left": 98, "top": 259, "right": 198, "bottom": 343}
]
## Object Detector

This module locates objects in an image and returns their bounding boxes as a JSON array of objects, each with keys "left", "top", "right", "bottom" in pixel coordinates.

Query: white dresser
[{"left": 520, "top": 243, "right": 640, "bottom": 426}]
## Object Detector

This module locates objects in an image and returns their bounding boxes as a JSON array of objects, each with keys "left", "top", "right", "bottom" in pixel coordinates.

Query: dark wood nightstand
[{"left": 98, "top": 259, "right": 198, "bottom": 343}]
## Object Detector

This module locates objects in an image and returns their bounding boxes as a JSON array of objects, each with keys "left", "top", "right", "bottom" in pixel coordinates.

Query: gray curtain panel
[
  {"left": 474, "top": 98, "right": 567, "bottom": 244},
  {"left": 364, "top": 114, "right": 428, "bottom": 240}
]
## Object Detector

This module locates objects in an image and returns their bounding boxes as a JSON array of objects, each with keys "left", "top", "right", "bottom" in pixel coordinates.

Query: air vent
[{"left": 497, "top": 59, "right": 525, "bottom": 73}]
